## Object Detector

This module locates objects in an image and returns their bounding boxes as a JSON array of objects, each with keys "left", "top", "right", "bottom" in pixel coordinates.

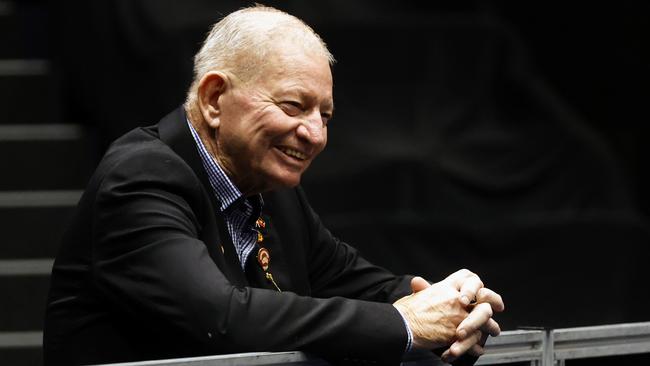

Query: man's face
[{"left": 214, "top": 46, "right": 334, "bottom": 195}]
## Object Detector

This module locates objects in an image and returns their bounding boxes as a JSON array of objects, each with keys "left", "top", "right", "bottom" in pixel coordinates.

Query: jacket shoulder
[{"left": 95, "top": 127, "right": 199, "bottom": 189}]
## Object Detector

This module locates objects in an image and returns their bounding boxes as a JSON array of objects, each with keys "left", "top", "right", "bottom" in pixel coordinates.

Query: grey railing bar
[
  {"left": 554, "top": 322, "right": 650, "bottom": 361},
  {"left": 0, "top": 190, "right": 82, "bottom": 207},
  {"left": 0, "top": 258, "right": 54, "bottom": 276}
]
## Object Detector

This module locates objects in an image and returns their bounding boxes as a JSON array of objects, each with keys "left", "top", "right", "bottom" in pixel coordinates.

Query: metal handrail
[
  {"left": 553, "top": 322, "right": 650, "bottom": 363},
  {"left": 94, "top": 352, "right": 326, "bottom": 366},
  {"left": 477, "top": 329, "right": 546, "bottom": 365},
  {"left": 92, "top": 322, "right": 650, "bottom": 366}
]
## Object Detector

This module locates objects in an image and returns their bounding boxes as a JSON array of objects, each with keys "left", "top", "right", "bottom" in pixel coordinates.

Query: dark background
[{"left": 1, "top": 1, "right": 649, "bottom": 364}]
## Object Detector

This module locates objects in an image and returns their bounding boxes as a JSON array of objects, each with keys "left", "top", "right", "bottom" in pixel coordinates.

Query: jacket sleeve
[{"left": 90, "top": 145, "right": 409, "bottom": 362}]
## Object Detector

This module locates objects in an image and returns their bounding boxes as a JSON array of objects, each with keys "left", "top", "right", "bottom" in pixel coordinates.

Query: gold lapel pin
[
  {"left": 257, "top": 247, "right": 270, "bottom": 271},
  {"left": 255, "top": 217, "right": 266, "bottom": 229}
]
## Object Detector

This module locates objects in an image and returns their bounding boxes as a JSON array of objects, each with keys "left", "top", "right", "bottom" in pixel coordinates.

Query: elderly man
[{"left": 44, "top": 5, "right": 503, "bottom": 366}]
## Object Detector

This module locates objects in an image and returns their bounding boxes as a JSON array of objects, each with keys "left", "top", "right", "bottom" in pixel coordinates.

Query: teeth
[{"left": 280, "top": 147, "right": 307, "bottom": 160}]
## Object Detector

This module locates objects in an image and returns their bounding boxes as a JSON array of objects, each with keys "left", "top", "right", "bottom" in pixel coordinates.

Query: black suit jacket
[{"left": 43, "top": 108, "right": 415, "bottom": 365}]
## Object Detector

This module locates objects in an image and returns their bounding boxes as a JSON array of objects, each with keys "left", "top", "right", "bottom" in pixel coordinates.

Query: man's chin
[
  {"left": 274, "top": 177, "right": 302, "bottom": 190},
  {"left": 270, "top": 173, "right": 303, "bottom": 190},
  {"left": 251, "top": 171, "right": 302, "bottom": 194}
]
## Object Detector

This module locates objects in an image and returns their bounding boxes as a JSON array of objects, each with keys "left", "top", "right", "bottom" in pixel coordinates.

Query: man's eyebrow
[{"left": 277, "top": 87, "right": 333, "bottom": 112}]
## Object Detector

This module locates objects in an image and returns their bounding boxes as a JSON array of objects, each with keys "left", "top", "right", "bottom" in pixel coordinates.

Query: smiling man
[
  {"left": 44, "top": 5, "right": 503, "bottom": 366},
  {"left": 184, "top": 19, "right": 333, "bottom": 195}
]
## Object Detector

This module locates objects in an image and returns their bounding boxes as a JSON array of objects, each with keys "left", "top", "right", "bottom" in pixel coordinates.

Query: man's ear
[{"left": 197, "top": 71, "right": 228, "bottom": 129}]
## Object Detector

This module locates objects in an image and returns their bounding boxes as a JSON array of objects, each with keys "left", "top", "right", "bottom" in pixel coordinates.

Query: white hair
[{"left": 185, "top": 5, "right": 335, "bottom": 109}]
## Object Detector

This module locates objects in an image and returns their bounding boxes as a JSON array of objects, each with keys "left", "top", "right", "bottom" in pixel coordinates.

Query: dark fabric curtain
[{"left": 51, "top": 0, "right": 649, "bottom": 332}]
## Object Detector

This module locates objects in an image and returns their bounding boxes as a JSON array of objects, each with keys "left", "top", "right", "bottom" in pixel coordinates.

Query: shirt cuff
[{"left": 396, "top": 309, "right": 413, "bottom": 353}]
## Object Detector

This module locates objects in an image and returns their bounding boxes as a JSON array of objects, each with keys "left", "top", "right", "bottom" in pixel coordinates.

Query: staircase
[{"left": 0, "top": 1, "right": 93, "bottom": 364}]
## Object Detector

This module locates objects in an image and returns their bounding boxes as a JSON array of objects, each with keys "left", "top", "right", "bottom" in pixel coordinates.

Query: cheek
[
  {"left": 260, "top": 116, "right": 297, "bottom": 143},
  {"left": 317, "top": 129, "right": 328, "bottom": 152}
]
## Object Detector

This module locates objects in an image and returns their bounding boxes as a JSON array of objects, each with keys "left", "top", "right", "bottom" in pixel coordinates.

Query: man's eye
[
  {"left": 321, "top": 114, "right": 332, "bottom": 127},
  {"left": 280, "top": 102, "right": 302, "bottom": 116}
]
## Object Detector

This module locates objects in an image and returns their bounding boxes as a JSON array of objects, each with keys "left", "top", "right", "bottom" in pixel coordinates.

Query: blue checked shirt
[
  {"left": 187, "top": 119, "right": 412, "bottom": 352},
  {"left": 187, "top": 120, "right": 262, "bottom": 270}
]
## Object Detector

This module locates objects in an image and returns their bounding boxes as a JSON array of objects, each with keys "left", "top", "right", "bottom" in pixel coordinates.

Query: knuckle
[
  {"left": 493, "top": 320, "right": 502, "bottom": 332},
  {"left": 451, "top": 344, "right": 464, "bottom": 356}
]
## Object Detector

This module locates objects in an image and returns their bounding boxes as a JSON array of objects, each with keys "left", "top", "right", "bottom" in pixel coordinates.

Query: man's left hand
[{"left": 409, "top": 274, "right": 505, "bottom": 363}]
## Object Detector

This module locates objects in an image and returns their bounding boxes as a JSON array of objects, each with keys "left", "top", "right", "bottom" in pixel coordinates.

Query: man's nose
[{"left": 296, "top": 116, "right": 326, "bottom": 146}]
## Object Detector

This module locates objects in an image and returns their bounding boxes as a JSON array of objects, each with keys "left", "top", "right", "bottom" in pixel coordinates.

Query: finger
[
  {"left": 477, "top": 287, "right": 505, "bottom": 312},
  {"left": 445, "top": 269, "right": 475, "bottom": 288},
  {"left": 480, "top": 318, "right": 501, "bottom": 337},
  {"left": 458, "top": 275, "right": 484, "bottom": 307},
  {"left": 456, "top": 303, "right": 493, "bottom": 339},
  {"left": 440, "top": 348, "right": 453, "bottom": 364},
  {"left": 440, "top": 335, "right": 487, "bottom": 362},
  {"left": 467, "top": 331, "right": 489, "bottom": 356},
  {"left": 479, "top": 330, "right": 489, "bottom": 346},
  {"left": 443, "top": 330, "right": 482, "bottom": 363},
  {"left": 411, "top": 276, "right": 431, "bottom": 293},
  {"left": 467, "top": 343, "right": 485, "bottom": 357}
]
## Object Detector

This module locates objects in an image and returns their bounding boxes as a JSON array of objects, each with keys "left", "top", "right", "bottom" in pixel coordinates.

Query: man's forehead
[{"left": 256, "top": 47, "right": 332, "bottom": 96}]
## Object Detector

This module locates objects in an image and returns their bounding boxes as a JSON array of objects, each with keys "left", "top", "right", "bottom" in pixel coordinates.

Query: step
[
  {"left": 0, "top": 259, "right": 53, "bottom": 276},
  {"left": 0, "top": 125, "right": 94, "bottom": 189},
  {"left": 0, "top": 59, "right": 48, "bottom": 76},
  {"left": 0, "top": 331, "right": 42, "bottom": 366}
]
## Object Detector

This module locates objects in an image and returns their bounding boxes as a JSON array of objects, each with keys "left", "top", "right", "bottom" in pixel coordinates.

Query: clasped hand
[{"left": 393, "top": 269, "right": 504, "bottom": 363}]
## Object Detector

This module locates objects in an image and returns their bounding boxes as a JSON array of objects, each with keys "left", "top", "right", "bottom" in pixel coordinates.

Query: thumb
[{"left": 411, "top": 276, "right": 431, "bottom": 293}]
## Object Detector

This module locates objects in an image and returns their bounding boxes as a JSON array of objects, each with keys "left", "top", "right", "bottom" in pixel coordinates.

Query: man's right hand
[{"left": 393, "top": 269, "right": 504, "bottom": 353}]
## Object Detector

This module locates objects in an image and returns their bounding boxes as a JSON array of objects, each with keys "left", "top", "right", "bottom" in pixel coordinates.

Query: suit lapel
[
  {"left": 157, "top": 107, "right": 248, "bottom": 287},
  {"left": 260, "top": 190, "right": 311, "bottom": 295}
]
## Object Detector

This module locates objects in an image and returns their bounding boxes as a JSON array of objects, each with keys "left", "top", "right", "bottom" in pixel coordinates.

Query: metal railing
[
  {"left": 476, "top": 329, "right": 548, "bottom": 366},
  {"left": 95, "top": 322, "right": 650, "bottom": 366},
  {"left": 552, "top": 322, "right": 650, "bottom": 366},
  {"left": 474, "top": 322, "right": 650, "bottom": 365}
]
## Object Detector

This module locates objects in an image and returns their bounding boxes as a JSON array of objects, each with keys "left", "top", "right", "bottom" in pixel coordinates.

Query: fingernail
[{"left": 452, "top": 344, "right": 461, "bottom": 355}]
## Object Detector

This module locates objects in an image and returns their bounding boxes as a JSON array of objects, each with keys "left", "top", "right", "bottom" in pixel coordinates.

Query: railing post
[{"left": 542, "top": 328, "right": 554, "bottom": 366}]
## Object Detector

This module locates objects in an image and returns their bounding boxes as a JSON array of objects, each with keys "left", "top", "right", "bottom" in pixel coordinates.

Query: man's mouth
[{"left": 277, "top": 146, "right": 307, "bottom": 160}]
